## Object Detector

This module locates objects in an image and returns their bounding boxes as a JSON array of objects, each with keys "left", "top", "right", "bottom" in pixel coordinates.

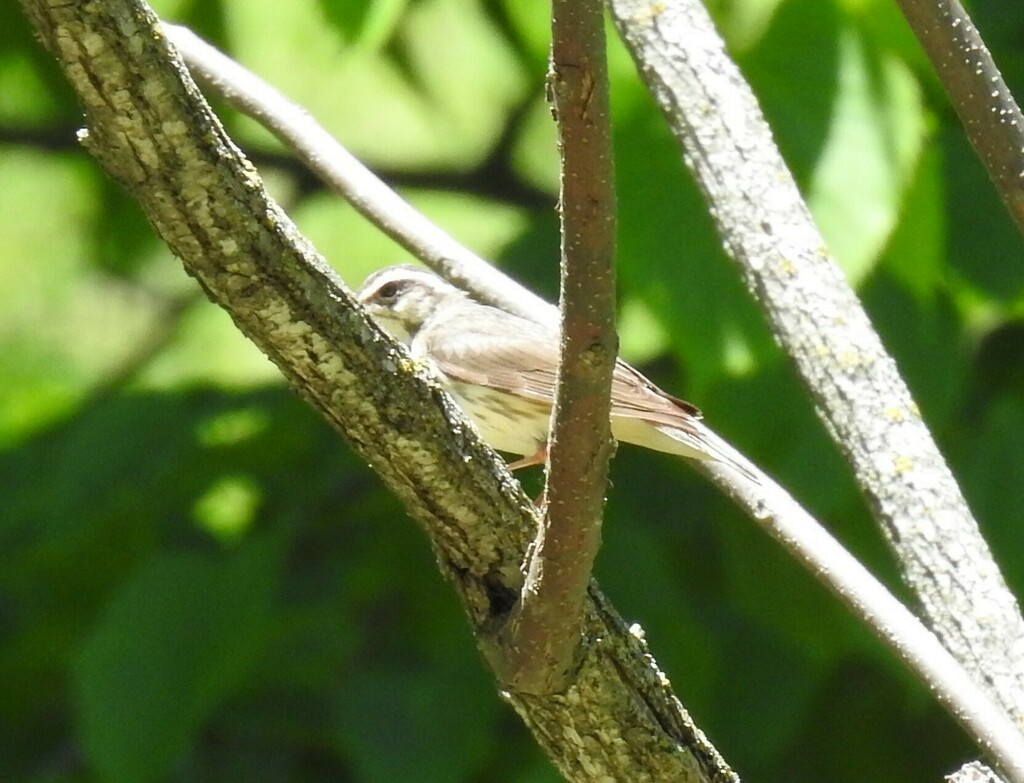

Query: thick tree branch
[
  {"left": 606, "top": 0, "right": 1024, "bottom": 737},
  {"left": 895, "top": 0, "right": 1024, "bottom": 236},
  {"left": 489, "top": 0, "right": 619, "bottom": 695},
  {"left": 21, "top": 0, "right": 735, "bottom": 780}
]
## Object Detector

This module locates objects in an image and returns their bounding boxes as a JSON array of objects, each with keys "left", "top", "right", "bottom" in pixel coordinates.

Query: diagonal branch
[{"left": 697, "top": 463, "right": 1024, "bottom": 782}]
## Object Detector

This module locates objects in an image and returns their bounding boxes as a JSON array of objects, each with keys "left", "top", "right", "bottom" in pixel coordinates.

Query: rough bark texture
[{"left": 20, "top": 0, "right": 737, "bottom": 780}]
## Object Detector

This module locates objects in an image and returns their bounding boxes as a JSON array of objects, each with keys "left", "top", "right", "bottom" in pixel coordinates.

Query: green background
[{"left": 3, "top": 0, "right": 1024, "bottom": 780}]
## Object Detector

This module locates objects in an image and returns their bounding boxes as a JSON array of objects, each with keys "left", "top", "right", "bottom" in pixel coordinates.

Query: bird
[{"left": 356, "top": 264, "right": 756, "bottom": 482}]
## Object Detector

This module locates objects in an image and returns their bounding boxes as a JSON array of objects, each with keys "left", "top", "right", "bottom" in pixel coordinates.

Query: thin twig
[
  {"left": 895, "top": 0, "right": 1024, "bottom": 235},
  {"left": 493, "top": 0, "right": 619, "bottom": 694},
  {"left": 700, "top": 460, "right": 1024, "bottom": 781},
  {"left": 947, "top": 760, "right": 1008, "bottom": 783}
]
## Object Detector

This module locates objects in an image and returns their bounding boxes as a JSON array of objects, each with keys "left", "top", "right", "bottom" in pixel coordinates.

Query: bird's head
[{"left": 356, "top": 265, "right": 467, "bottom": 345}]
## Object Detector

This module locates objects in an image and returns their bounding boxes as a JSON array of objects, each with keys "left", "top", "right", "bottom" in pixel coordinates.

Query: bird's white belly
[{"left": 444, "top": 380, "right": 551, "bottom": 458}]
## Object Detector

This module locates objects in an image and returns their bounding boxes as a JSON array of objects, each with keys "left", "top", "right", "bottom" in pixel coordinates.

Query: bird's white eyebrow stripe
[{"left": 359, "top": 267, "right": 456, "bottom": 300}]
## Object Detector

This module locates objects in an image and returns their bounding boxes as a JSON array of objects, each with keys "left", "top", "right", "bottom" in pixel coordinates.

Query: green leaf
[
  {"left": 315, "top": 0, "right": 408, "bottom": 50},
  {"left": 943, "top": 127, "right": 1024, "bottom": 306},
  {"left": 73, "top": 542, "right": 281, "bottom": 783},
  {"left": 332, "top": 669, "right": 495, "bottom": 783},
  {"left": 614, "top": 105, "right": 777, "bottom": 392},
  {"left": 862, "top": 269, "right": 967, "bottom": 431},
  {"left": 876, "top": 141, "right": 946, "bottom": 302},
  {"left": 805, "top": 25, "right": 926, "bottom": 281},
  {"left": 224, "top": 0, "right": 525, "bottom": 169},
  {"left": 743, "top": 0, "right": 928, "bottom": 282}
]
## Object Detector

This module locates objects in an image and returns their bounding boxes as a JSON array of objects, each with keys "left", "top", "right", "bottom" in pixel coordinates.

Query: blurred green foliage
[{"left": 2, "top": 0, "right": 1023, "bottom": 780}]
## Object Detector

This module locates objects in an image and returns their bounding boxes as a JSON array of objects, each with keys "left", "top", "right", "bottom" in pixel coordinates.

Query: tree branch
[
  {"left": 895, "top": 0, "right": 1024, "bottom": 236},
  {"left": 606, "top": 0, "right": 1024, "bottom": 734},
  {"left": 949, "top": 760, "right": 1010, "bottom": 783},
  {"left": 490, "top": 0, "right": 619, "bottom": 695}
]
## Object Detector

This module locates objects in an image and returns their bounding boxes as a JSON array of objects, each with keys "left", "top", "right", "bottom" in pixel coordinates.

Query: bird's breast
[{"left": 443, "top": 379, "right": 551, "bottom": 458}]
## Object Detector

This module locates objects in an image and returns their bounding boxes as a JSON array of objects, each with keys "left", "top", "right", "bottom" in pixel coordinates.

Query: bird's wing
[
  {"left": 418, "top": 306, "right": 563, "bottom": 399},
  {"left": 608, "top": 360, "right": 704, "bottom": 426},
  {"left": 419, "top": 305, "right": 704, "bottom": 428}
]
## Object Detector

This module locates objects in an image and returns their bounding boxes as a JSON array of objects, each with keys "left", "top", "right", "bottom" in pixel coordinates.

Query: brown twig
[
  {"left": 490, "top": 0, "right": 618, "bottom": 695},
  {"left": 895, "top": 0, "right": 1024, "bottom": 235}
]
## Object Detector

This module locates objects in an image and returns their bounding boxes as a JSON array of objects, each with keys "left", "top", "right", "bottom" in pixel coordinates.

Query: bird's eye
[{"left": 377, "top": 281, "right": 400, "bottom": 301}]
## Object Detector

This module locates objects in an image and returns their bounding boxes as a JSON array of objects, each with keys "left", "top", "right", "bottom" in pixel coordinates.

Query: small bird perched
[{"left": 357, "top": 265, "right": 756, "bottom": 481}]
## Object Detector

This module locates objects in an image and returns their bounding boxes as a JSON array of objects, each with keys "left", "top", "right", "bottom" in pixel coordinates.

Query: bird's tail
[{"left": 652, "top": 421, "right": 761, "bottom": 484}]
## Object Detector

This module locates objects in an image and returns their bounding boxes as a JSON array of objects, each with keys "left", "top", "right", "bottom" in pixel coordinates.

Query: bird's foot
[{"left": 506, "top": 444, "right": 548, "bottom": 472}]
